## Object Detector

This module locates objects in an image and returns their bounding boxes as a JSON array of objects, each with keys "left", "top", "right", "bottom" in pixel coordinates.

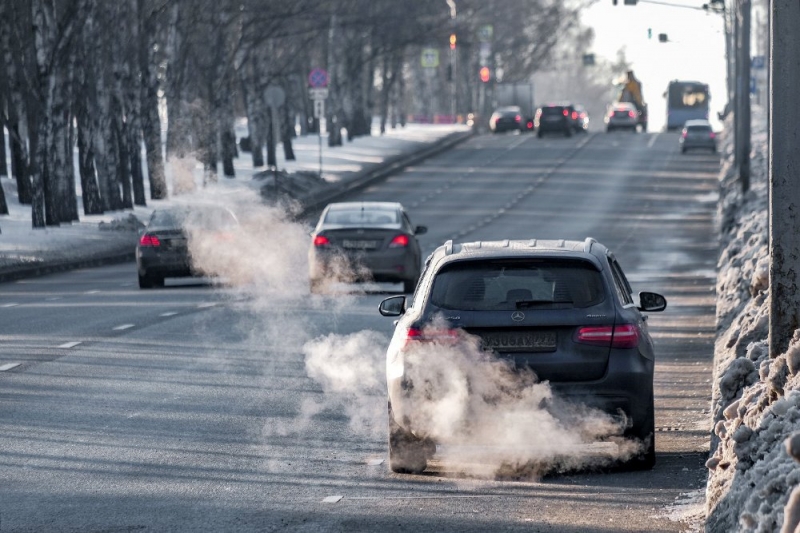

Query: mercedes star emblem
[{"left": 511, "top": 311, "right": 525, "bottom": 322}]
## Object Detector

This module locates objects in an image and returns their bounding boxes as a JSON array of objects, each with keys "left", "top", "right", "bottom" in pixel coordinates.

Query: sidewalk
[{"left": 0, "top": 122, "right": 472, "bottom": 283}]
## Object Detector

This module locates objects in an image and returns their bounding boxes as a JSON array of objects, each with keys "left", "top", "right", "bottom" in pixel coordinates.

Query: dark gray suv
[{"left": 378, "top": 237, "right": 667, "bottom": 474}]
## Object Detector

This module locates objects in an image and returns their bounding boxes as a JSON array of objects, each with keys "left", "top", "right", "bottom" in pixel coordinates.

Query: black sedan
[
  {"left": 136, "top": 205, "right": 239, "bottom": 289},
  {"left": 308, "top": 202, "right": 426, "bottom": 293},
  {"left": 489, "top": 106, "right": 523, "bottom": 133}
]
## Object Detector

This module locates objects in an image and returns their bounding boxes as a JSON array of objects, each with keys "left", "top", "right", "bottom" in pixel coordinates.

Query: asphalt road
[{"left": 0, "top": 129, "right": 720, "bottom": 532}]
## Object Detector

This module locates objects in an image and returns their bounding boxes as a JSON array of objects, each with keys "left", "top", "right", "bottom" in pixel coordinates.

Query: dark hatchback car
[
  {"left": 136, "top": 205, "right": 239, "bottom": 289},
  {"left": 680, "top": 119, "right": 717, "bottom": 153},
  {"left": 489, "top": 106, "right": 522, "bottom": 133},
  {"left": 378, "top": 237, "right": 667, "bottom": 473},
  {"left": 309, "top": 202, "right": 427, "bottom": 293},
  {"left": 534, "top": 105, "right": 573, "bottom": 137}
]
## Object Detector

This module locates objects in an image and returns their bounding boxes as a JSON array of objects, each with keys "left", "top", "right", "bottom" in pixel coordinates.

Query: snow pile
[{"left": 705, "top": 107, "right": 800, "bottom": 531}]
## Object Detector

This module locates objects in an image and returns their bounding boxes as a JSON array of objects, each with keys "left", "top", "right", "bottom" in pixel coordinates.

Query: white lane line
[
  {"left": 58, "top": 341, "right": 83, "bottom": 349},
  {"left": 160, "top": 312, "right": 179, "bottom": 317},
  {"left": 197, "top": 303, "right": 217, "bottom": 308},
  {"left": 647, "top": 132, "right": 661, "bottom": 148},
  {"left": 112, "top": 324, "right": 135, "bottom": 331},
  {"left": 46, "top": 297, "right": 62, "bottom": 301},
  {"left": 85, "top": 290, "right": 101, "bottom": 294},
  {"left": 367, "top": 458, "right": 384, "bottom": 466},
  {"left": 1, "top": 303, "right": 19, "bottom": 308},
  {"left": 322, "top": 495, "right": 343, "bottom": 503},
  {"left": 0, "top": 363, "right": 22, "bottom": 372}
]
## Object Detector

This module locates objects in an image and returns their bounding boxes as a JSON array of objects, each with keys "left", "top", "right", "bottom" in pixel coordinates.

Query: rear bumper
[
  {"left": 309, "top": 248, "right": 419, "bottom": 282},
  {"left": 681, "top": 139, "right": 716, "bottom": 150},
  {"left": 387, "top": 349, "right": 653, "bottom": 439},
  {"left": 137, "top": 248, "right": 194, "bottom": 278}
]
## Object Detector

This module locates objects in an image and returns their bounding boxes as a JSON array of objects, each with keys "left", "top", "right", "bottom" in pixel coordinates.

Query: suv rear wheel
[
  {"left": 388, "top": 403, "right": 431, "bottom": 474},
  {"left": 623, "top": 396, "right": 656, "bottom": 470}
]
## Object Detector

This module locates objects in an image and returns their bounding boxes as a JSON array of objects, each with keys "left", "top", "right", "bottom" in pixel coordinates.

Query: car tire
[
  {"left": 606, "top": 127, "right": 613, "bottom": 133},
  {"left": 309, "top": 278, "right": 323, "bottom": 294},
  {"left": 403, "top": 278, "right": 418, "bottom": 294},
  {"left": 536, "top": 131, "right": 543, "bottom": 138},
  {"left": 564, "top": 128, "right": 572, "bottom": 138},
  {"left": 388, "top": 403, "right": 429, "bottom": 474},
  {"left": 138, "top": 273, "right": 163, "bottom": 289},
  {"left": 623, "top": 397, "right": 656, "bottom": 471}
]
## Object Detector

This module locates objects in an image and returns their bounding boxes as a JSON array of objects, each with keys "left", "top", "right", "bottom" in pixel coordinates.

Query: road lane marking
[
  {"left": 322, "top": 496, "right": 343, "bottom": 503},
  {"left": 46, "top": 297, "right": 62, "bottom": 301},
  {"left": 647, "top": 132, "right": 661, "bottom": 148},
  {"left": 0, "top": 363, "right": 21, "bottom": 372},
  {"left": 113, "top": 324, "right": 135, "bottom": 331},
  {"left": 367, "top": 458, "right": 384, "bottom": 466},
  {"left": 85, "top": 290, "right": 101, "bottom": 294},
  {"left": 197, "top": 303, "right": 217, "bottom": 308},
  {"left": 58, "top": 341, "right": 83, "bottom": 349},
  {"left": 160, "top": 312, "right": 179, "bottom": 317},
  {"left": 1, "top": 303, "right": 19, "bottom": 308}
]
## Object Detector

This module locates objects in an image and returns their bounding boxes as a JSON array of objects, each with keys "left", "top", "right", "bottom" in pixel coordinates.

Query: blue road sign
[
  {"left": 308, "top": 68, "right": 329, "bottom": 88},
  {"left": 751, "top": 56, "right": 765, "bottom": 70}
]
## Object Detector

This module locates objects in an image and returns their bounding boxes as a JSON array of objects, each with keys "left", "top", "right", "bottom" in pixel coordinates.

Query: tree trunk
[
  {"left": 77, "top": 113, "right": 103, "bottom": 214},
  {"left": 266, "top": 106, "right": 277, "bottom": 167},
  {"left": 281, "top": 104, "right": 296, "bottom": 161},
  {"left": 0, "top": 124, "right": 7, "bottom": 177},
  {"left": 9, "top": 124, "right": 31, "bottom": 203},
  {"left": 29, "top": 109, "right": 45, "bottom": 228},
  {"left": 115, "top": 113, "right": 133, "bottom": 209},
  {"left": 138, "top": 0, "right": 166, "bottom": 200}
]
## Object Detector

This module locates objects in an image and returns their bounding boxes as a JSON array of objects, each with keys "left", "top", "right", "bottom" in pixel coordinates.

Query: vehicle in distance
[
  {"left": 680, "top": 119, "right": 717, "bottom": 154},
  {"left": 136, "top": 205, "right": 239, "bottom": 289},
  {"left": 309, "top": 202, "right": 427, "bottom": 293},
  {"left": 378, "top": 237, "right": 667, "bottom": 474},
  {"left": 489, "top": 106, "right": 523, "bottom": 133},
  {"left": 605, "top": 102, "right": 640, "bottom": 133},
  {"left": 534, "top": 104, "right": 573, "bottom": 138},
  {"left": 665, "top": 80, "right": 710, "bottom": 131},
  {"left": 569, "top": 104, "right": 590, "bottom": 133}
]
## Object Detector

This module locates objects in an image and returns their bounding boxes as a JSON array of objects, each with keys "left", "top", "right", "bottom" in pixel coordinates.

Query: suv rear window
[
  {"left": 541, "top": 107, "right": 564, "bottom": 116},
  {"left": 429, "top": 259, "right": 605, "bottom": 311},
  {"left": 686, "top": 125, "right": 711, "bottom": 133}
]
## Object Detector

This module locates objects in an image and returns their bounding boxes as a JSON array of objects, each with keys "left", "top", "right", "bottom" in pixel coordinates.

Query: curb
[{"left": 0, "top": 248, "right": 136, "bottom": 284}]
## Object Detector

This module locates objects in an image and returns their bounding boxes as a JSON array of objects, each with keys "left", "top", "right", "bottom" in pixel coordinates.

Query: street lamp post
[{"left": 446, "top": 0, "right": 457, "bottom": 120}]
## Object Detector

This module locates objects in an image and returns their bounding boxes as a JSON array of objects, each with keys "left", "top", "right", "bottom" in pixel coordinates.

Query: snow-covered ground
[
  {"left": 0, "top": 121, "right": 468, "bottom": 274},
  {"left": 703, "top": 106, "right": 800, "bottom": 532}
]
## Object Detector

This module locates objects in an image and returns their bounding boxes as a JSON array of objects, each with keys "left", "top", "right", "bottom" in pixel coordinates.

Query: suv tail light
[
  {"left": 571, "top": 111, "right": 578, "bottom": 119},
  {"left": 575, "top": 324, "right": 640, "bottom": 349},
  {"left": 628, "top": 111, "right": 636, "bottom": 118},
  {"left": 402, "top": 327, "right": 459, "bottom": 349},
  {"left": 139, "top": 234, "right": 161, "bottom": 247},
  {"left": 562, "top": 109, "right": 569, "bottom": 116},
  {"left": 313, "top": 235, "right": 330, "bottom": 247},
  {"left": 515, "top": 115, "right": 521, "bottom": 122},
  {"left": 389, "top": 234, "right": 410, "bottom": 248},
  {"left": 709, "top": 132, "right": 716, "bottom": 139}
]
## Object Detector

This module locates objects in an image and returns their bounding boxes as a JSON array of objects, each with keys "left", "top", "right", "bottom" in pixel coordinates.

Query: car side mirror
[
  {"left": 415, "top": 225, "right": 428, "bottom": 235},
  {"left": 379, "top": 295, "right": 406, "bottom": 317},
  {"left": 638, "top": 291, "right": 667, "bottom": 312}
]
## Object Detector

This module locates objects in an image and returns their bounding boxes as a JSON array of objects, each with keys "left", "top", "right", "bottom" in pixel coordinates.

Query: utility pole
[
  {"left": 769, "top": 0, "right": 800, "bottom": 357},
  {"left": 738, "top": 0, "right": 751, "bottom": 192}
]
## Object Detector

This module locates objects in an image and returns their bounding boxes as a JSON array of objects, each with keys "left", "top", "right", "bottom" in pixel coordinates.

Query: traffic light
[
  {"left": 479, "top": 66, "right": 491, "bottom": 83},
  {"left": 449, "top": 33, "right": 457, "bottom": 50},
  {"left": 648, "top": 28, "right": 652, "bottom": 39}
]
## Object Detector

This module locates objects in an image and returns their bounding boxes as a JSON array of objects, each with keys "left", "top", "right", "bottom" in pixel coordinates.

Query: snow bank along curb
[{"left": 704, "top": 108, "right": 800, "bottom": 532}]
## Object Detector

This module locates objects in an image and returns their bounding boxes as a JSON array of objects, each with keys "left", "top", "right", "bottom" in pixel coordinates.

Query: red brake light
[
  {"left": 313, "top": 235, "right": 330, "bottom": 247},
  {"left": 562, "top": 109, "right": 568, "bottom": 116},
  {"left": 710, "top": 132, "right": 716, "bottom": 139},
  {"left": 389, "top": 234, "right": 410, "bottom": 248},
  {"left": 402, "top": 327, "right": 459, "bottom": 348},
  {"left": 527, "top": 121, "right": 533, "bottom": 128},
  {"left": 575, "top": 324, "right": 639, "bottom": 349},
  {"left": 515, "top": 115, "right": 521, "bottom": 122},
  {"left": 571, "top": 111, "right": 578, "bottom": 119},
  {"left": 681, "top": 131, "right": 688, "bottom": 138},
  {"left": 138, "top": 234, "right": 161, "bottom": 247},
  {"left": 628, "top": 111, "right": 636, "bottom": 118}
]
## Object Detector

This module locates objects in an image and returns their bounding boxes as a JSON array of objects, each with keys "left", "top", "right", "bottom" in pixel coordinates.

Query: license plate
[
  {"left": 481, "top": 331, "right": 557, "bottom": 352},
  {"left": 342, "top": 240, "right": 378, "bottom": 250}
]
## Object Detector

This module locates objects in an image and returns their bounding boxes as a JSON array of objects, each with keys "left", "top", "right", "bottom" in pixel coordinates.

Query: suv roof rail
[
  {"left": 527, "top": 239, "right": 537, "bottom": 247},
  {"left": 444, "top": 240, "right": 454, "bottom": 255},
  {"left": 583, "top": 237, "right": 597, "bottom": 253},
  {"left": 557, "top": 239, "right": 566, "bottom": 248}
]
